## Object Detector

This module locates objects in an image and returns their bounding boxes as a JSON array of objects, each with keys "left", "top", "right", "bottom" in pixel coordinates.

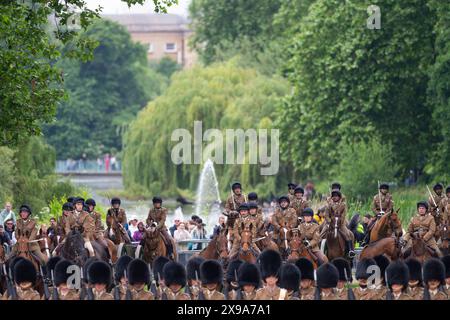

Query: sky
[{"left": 86, "top": 0, "right": 191, "bottom": 17}]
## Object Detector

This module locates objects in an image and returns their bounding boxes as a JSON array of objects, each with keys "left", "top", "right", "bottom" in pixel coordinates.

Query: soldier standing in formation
[
  {"left": 51, "top": 259, "right": 81, "bottom": 300},
  {"left": 315, "top": 263, "right": 339, "bottom": 300},
  {"left": 87, "top": 261, "right": 114, "bottom": 300},
  {"left": 423, "top": 258, "right": 448, "bottom": 300},
  {"left": 163, "top": 261, "right": 190, "bottom": 300},
  {"left": 278, "top": 263, "right": 301, "bottom": 300},
  {"left": 112, "top": 255, "right": 133, "bottom": 300},
  {"left": 199, "top": 260, "right": 225, "bottom": 300},
  {"left": 331, "top": 257, "right": 353, "bottom": 300},
  {"left": 353, "top": 258, "right": 378, "bottom": 300},
  {"left": 236, "top": 262, "right": 261, "bottom": 300},
  {"left": 185, "top": 256, "right": 204, "bottom": 300},
  {"left": 405, "top": 258, "right": 424, "bottom": 299},
  {"left": 442, "top": 255, "right": 450, "bottom": 297},
  {"left": 224, "top": 259, "right": 243, "bottom": 300},
  {"left": 255, "top": 249, "right": 282, "bottom": 300},
  {"left": 385, "top": 261, "right": 412, "bottom": 300},
  {"left": 295, "top": 257, "right": 315, "bottom": 300},
  {"left": 127, "top": 258, "right": 154, "bottom": 300},
  {"left": 272, "top": 196, "right": 298, "bottom": 248}
]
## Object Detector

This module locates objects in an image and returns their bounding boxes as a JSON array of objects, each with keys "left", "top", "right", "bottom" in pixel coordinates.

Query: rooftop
[{"left": 103, "top": 13, "right": 190, "bottom": 32}]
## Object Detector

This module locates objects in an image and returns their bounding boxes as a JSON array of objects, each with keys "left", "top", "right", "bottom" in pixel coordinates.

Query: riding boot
[{"left": 346, "top": 240, "right": 356, "bottom": 258}]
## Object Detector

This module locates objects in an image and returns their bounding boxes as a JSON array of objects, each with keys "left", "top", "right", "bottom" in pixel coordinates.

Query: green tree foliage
[
  {"left": 426, "top": 0, "right": 450, "bottom": 182},
  {"left": 278, "top": 0, "right": 435, "bottom": 180},
  {"left": 0, "top": 147, "right": 16, "bottom": 203},
  {"left": 0, "top": 0, "right": 176, "bottom": 147},
  {"left": 334, "top": 138, "right": 398, "bottom": 201},
  {"left": 123, "top": 61, "right": 289, "bottom": 198},
  {"left": 45, "top": 19, "right": 168, "bottom": 159},
  {"left": 150, "top": 56, "right": 182, "bottom": 79}
]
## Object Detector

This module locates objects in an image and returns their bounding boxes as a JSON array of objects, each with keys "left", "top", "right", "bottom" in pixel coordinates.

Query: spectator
[
  {"left": 314, "top": 207, "right": 326, "bottom": 225},
  {"left": 4, "top": 219, "right": 16, "bottom": 245},
  {"left": 174, "top": 222, "right": 191, "bottom": 242},
  {"left": 187, "top": 220, "right": 197, "bottom": 233},
  {"left": 212, "top": 216, "right": 226, "bottom": 238},
  {"left": 190, "top": 219, "right": 207, "bottom": 250},
  {"left": 362, "top": 214, "right": 372, "bottom": 234},
  {"left": 133, "top": 222, "right": 145, "bottom": 242},
  {"left": 169, "top": 218, "right": 181, "bottom": 237},
  {"left": 348, "top": 213, "right": 365, "bottom": 246},
  {"left": 128, "top": 216, "right": 139, "bottom": 235},
  {"left": 304, "top": 181, "right": 316, "bottom": 200},
  {"left": 97, "top": 157, "right": 103, "bottom": 171},
  {"left": 111, "top": 155, "right": 117, "bottom": 171},
  {"left": 47, "top": 217, "right": 57, "bottom": 237},
  {"left": 104, "top": 153, "right": 110, "bottom": 173},
  {"left": 0, "top": 202, "right": 16, "bottom": 226},
  {"left": 0, "top": 225, "right": 11, "bottom": 246}
]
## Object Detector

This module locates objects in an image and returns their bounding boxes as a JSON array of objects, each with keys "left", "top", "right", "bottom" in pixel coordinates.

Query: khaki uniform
[
  {"left": 352, "top": 287, "right": 379, "bottom": 300},
  {"left": 443, "top": 285, "right": 450, "bottom": 298},
  {"left": 298, "top": 221, "right": 326, "bottom": 263},
  {"left": 130, "top": 287, "right": 154, "bottom": 300},
  {"left": 335, "top": 287, "right": 348, "bottom": 300},
  {"left": 290, "top": 197, "right": 310, "bottom": 218},
  {"left": 407, "top": 286, "right": 424, "bottom": 300},
  {"left": 65, "top": 210, "right": 95, "bottom": 240},
  {"left": 428, "top": 193, "right": 446, "bottom": 216},
  {"left": 201, "top": 288, "right": 225, "bottom": 300},
  {"left": 50, "top": 288, "right": 80, "bottom": 300},
  {"left": 319, "top": 291, "right": 339, "bottom": 300},
  {"left": 11, "top": 218, "right": 48, "bottom": 264},
  {"left": 391, "top": 292, "right": 413, "bottom": 300},
  {"left": 164, "top": 287, "right": 190, "bottom": 300},
  {"left": 428, "top": 289, "right": 448, "bottom": 300},
  {"left": 241, "top": 290, "right": 257, "bottom": 300},
  {"left": 403, "top": 214, "right": 441, "bottom": 256},
  {"left": 255, "top": 286, "right": 281, "bottom": 300},
  {"left": 56, "top": 214, "right": 69, "bottom": 240},
  {"left": 89, "top": 211, "right": 104, "bottom": 240},
  {"left": 224, "top": 194, "right": 246, "bottom": 232},
  {"left": 272, "top": 207, "right": 298, "bottom": 241},
  {"left": 146, "top": 207, "right": 173, "bottom": 253},
  {"left": 2, "top": 286, "right": 41, "bottom": 300},
  {"left": 300, "top": 287, "right": 315, "bottom": 300},
  {"left": 372, "top": 193, "right": 394, "bottom": 215},
  {"left": 229, "top": 215, "right": 261, "bottom": 258},
  {"left": 373, "top": 285, "right": 388, "bottom": 300},
  {"left": 106, "top": 208, "right": 129, "bottom": 244},
  {"left": 321, "top": 200, "right": 352, "bottom": 241},
  {"left": 113, "top": 284, "right": 128, "bottom": 300},
  {"left": 92, "top": 289, "right": 114, "bottom": 300},
  {"left": 442, "top": 203, "right": 450, "bottom": 225},
  {"left": 187, "top": 285, "right": 201, "bottom": 300}
]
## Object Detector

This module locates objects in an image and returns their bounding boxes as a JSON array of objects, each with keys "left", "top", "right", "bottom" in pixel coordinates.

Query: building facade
[{"left": 104, "top": 13, "right": 197, "bottom": 68}]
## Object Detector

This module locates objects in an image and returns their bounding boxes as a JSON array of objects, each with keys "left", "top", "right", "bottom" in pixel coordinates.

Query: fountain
[{"left": 194, "top": 158, "right": 222, "bottom": 232}]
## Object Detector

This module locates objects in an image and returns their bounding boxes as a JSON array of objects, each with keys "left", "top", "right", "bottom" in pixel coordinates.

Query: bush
[{"left": 333, "top": 138, "right": 399, "bottom": 202}]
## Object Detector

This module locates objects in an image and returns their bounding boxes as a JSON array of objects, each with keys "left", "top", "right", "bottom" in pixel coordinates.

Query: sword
[
  {"left": 426, "top": 185, "right": 440, "bottom": 216},
  {"left": 378, "top": 181, "right": 385, "bottom": 215},
  {"left": 40, "top": 265, "right": 50, "bottom": 300},
  {"left": 344, "top": 269, "right": 355, "bottom": 300},
  {"left": 124, "top": 270, "right": 132, "bottom": 300},
  {"left": 51, "top": 269, "right": 59, "bottom": 300},
  {"left": 148, "top": 264, "right": 157, "bottom": 297}
]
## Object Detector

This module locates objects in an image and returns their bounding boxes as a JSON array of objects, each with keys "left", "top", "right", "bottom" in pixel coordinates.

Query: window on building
[
  {"left": 165, "top": 43, "right": 177, "bottom": 52},
  {"left": 148, "top": 43, "right": 154, "bottom": 53}
]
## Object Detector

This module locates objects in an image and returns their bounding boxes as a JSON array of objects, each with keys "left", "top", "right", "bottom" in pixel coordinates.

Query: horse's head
[
  {"left": 146, "top": 222, "right": 159, "bottom": 238},
  {"left": 240, "top": 224, "right": 254, "bottom": 252},
  {"left": 389, "top": 209, "right": 403, "bottom": 235},
  {"left": 40, "top": 224, "right": 48, "bottom": 235},
  {"left": 216, "top": 230, "right": 229, "bottom": 259}
]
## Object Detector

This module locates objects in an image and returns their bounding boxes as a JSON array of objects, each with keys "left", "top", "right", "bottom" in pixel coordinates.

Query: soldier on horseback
[
  {"left": 146, "top": 196, "right": 174, "bottom": 259},
  {"left": 85, "top": 199, "right": 104, "bottom": 240},
  {"left": 287, "top": 183, "right": 297, "bottom": 203},
  {"left": 272, "top": 196, "right": 298, "bottom": 250},
  {"left": 224, "top": 182, "right": 246, "bottom": 233},
  {"left": 290, "top": 186, "right": 310, "bottom": 218},
  {"left": 320, "top": 190, "right": 355, "bottom": 258},
  {"left": 65, "top": 197, "right": 96, "bottom": 257},
  {"left": 297, "top": 208, "right": 327, "bottom": 265},
  {"left": 326, "top": 182, "right": 347, "bottom": 204},
  {"left": 229, "top": 203, "right": 261, "bottom": 260},
  {"left": 247, "top": 192, "right": 263, "bottom": 226},
  {"left": 56, "top": 202, "right": 73, "bottom": 243},
  {"left": 106, "top": 197, "right": 130, "bottom": 244},
  {"left": 403, "top": 201, "right": 443, "bottom": 257},
  {"left": 372, "top": 183, "right": 394, "bottom": 216},
  {"left": 9, "top": 205, "right": 48, "bottom": 265}
]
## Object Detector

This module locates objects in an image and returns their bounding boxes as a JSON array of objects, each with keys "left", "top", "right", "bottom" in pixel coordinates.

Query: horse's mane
[{"left": 348, "top": 213, "right": 360, "bottom": 231}]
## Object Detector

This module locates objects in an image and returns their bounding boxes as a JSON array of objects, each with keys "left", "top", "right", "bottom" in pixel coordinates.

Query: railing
[
  {"left": 175, "top": 239, "right": 211, "bottom": 266},
  {"left": 55, "top": 160, "right": 122, "bottom": 173}
]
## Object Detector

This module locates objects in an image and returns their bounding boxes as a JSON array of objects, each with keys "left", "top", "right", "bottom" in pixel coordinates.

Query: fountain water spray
[{"left": 194, "top": 159, "right": 222, "bottom": 232}]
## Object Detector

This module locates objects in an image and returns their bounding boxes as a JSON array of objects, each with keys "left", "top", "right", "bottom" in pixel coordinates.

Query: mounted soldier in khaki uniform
[
  {"left": 85, "top": 199, "right": 104, "bottom": 240},
  {"left": 371, "top": 183, "right": 394, "bottom": 216},
  {"left": 247, "top": 192, "right": 264, "bottom": 229},
  {"left": 56, "top": 202, "right": 73, "bottom": 243},
  {"left": 224, "top": 182, "right": 246, "bottom": 234},
  {"left": 428, "top": 183, "right": 446, "bottom": 239},
  {"left": 403, "top": 201, "right": 443, "bottom": 257},
  {"left": 326, "top": 182, "right": 347, "bottom": 204},
  {"left": 287, "top": 183, "right": 297, "bottom": 203},
  {"left": 229, "top": 203, "right": 261, "bottom": 259},
  {"left": 298, "top": 208, "right": 328, "bottom": 264},
  {"left": 272, "top": 196, "right": 298, "bottom": 247},
  {"left": 65, "top": 197, "right": 96, "bottom": 257},
  {"left": 9, "top": 205, "right": 48, "bottom": 265},
  {"left": 106, "top": 197, "right": 130, "bottom": 245},
  {"left": 146, "top": 196, "right": 174, "bottom": 258},
  {"left": 290, "top": 186, "right": 310, "bottom": 218},
  {"left": 320, "top": 190, "right": 355, "bottom": 258}
]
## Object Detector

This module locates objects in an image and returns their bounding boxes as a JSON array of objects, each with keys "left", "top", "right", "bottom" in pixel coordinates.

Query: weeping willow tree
[{"left": 123, "top": 60, "right": 290, "bottom": 199}]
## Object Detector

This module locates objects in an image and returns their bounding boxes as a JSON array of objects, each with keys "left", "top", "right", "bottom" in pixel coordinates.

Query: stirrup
[{"left": 347, "top": 250, "right": 356, "bottom": 258}]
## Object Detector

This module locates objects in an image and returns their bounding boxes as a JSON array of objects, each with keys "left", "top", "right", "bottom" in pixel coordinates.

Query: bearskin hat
[
  {"left": 88, "top": 261, "right": 111, "bottom": 286},
  {"left": 153, "top": 256, "right": 170, "bottom": 282},
  {"left": 231, "top": 182, "right": 242, "bottom": 191},
  {"left": 163, "top": 261, "right": 186, "bottom": 288},
  {"left": 258, "top": 249, "right": 282, "bottom": 280},
  {"left": 386, "top": 261, "right": 409, "bottom": 291},
  {"left": 67, "top": 196, "right": 75, "bottom": 204},
  {"left": 85, "top": 198, "right": 96, "bottom": 206},
  {"left": 14, "top": 259, "right": 36, "bottom": 285},
  {"left": 83, "top": 257, "right": 99, "bottom": 283},
  {"left": 226, "top": 259, "right": 244, "bottom": 284},
  {"left": 302, "top": 208, "right": 314, "bottom": 217},
  {"left": 248, "top": 192, "right": 258, "bottom": 201},
  {"left": 200, "top": 260, "right": 223, "bottom": 285},
  {"left": 114, "top": 255, "right": 133, "bottom": 282},
  {"left": 294, "top": 186, "right": 304, "bottom": 194},
  {"left": 128, "top": 258, "right": 150, "bottom": 285},
  {"left": 186, "top": 256, "right": 204, "bottom": 281},
  {"left": 316, "top": 263, "right": 339, "bottom": 289},
  {"left": 331, "top": 257, "right": 352, "bottom": 282},
  {"left": 417, "top": 201, "right": 428, "bottom": 210},
  {"left": 238, "top": 262, "right": 261, "bottom": 288},
  {"left": 279, "top": 263, "right": 301, "bottom": 291},
  {"left": 278, "top": 195, "right": 290, "bottom": 205},
  {"left": 405, "top": 258, "right": 423, "bottom": 283},
  {"left": 54, "top": 259, "right": 75, "bottom": 287},
  {"left": 295, "top": 257, "right": 314, "bottom": 281},
  {"left": 356, "top": 258, "right": 377, "bottom": 280},
  {"left": 423, "top": 258, "right": 445, "bottom": 285},
  {"left": 374, "top": 255, "right": 390, "bottom": 282},
  {"left": 441, "top": 255, "right": 450, "bottom": 278},
  {"left": 46, "top": 256, "right": 63, "bottom": 278},
  {"left": 446, "top": 186, "right": 450, "bottom": 194},
  {"left": 110, "top": 197, "right": 121, "bottom": 205}
]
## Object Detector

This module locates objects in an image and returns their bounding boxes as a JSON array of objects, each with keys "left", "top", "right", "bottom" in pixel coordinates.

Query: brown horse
[
  {"left": 234, "top": 224, "right": 258, "bottom": 264},
  {"left": 369, "top": 209, "right": 403, "bottom": 243},
  {"left": 438, "top": 223, "right": 449, "bottom": 256},
  {"left": 287, "top": 229, "right": 320, "bottom": 268},
  {"left": 324, "top": 216, "right": 354, "bottom": 261},
  {"left": 403, "top": 232, "right": 437, "bottom": 263},
  {"left": 198, "top": 229, "right": 229, "bottom": 263},
  {"left": 254, "top": 222, "right": 279, "bottom": 252},
  {"left": 140, "top": 224, "right": 176, "bottom": 265},
  {"left": 359, "top": 237, "right": 401, "bottom": 260},
  {"left": 38, "top": 225, "right": 53, "bottom": 259}
]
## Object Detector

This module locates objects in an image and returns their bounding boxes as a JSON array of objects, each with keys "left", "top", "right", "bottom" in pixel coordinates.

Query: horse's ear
[{"left": 249, "top": 223, "right": 253, "bottom": 230}]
